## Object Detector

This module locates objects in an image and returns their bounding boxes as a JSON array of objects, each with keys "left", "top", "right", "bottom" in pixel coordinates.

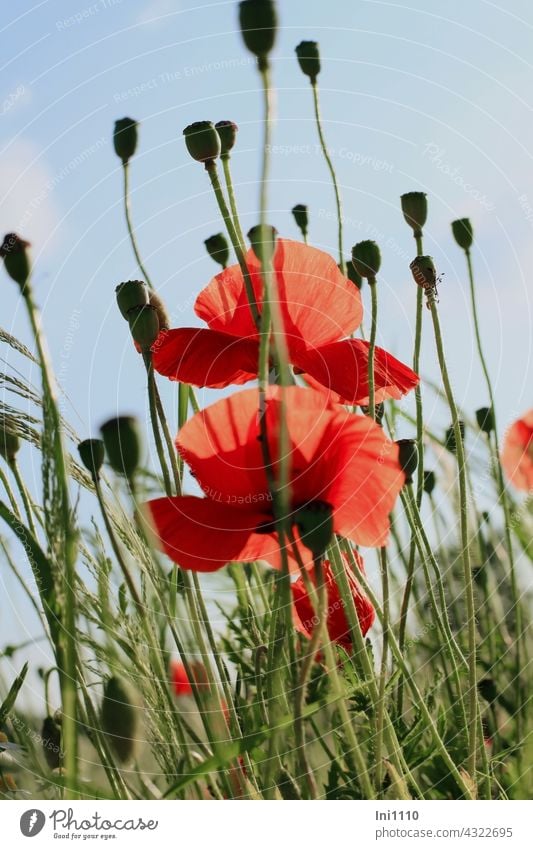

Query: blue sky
[{"left": 1, "top": 0, "right": 532, "bottom": 690}]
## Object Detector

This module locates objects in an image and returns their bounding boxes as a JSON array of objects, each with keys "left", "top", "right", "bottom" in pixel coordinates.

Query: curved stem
[
  {"left": 375, "top": 547, "right": 390, "bottom": 793},
  {"left": 368, "top": 281, "right": 378, "bottom": 419},
  {"left": 10, "top": 459, "right": 37, "bottom": 536},
  {"left": 311, "top": 81, "right": 344, "bottom": 272},
  {"left": 122, "top": 163, "right": 154, "bottom": 289},
  {"left": 143, "top": 353, "right": 172, "bottom": 497}
]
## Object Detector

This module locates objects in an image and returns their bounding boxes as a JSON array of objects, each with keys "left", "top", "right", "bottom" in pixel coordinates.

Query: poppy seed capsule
[
  {"left": 395, "top": 439, "right": 418, "bottom": 485},
  {"left": 476, "top": 406, "right": 495, "bottom": 435},
  {"left": 351, "top": 240, "right": 381, "bottom": 282},
  {"left": 215, "top": 120, "right": 238, "bottom": 157},
  {"left": 101, "top": 676, "right": 138, "bottom": 764},
  {"left": 346, "top": 258, "right": 363, "bottom": 289},
  {"left": 423, "top": 469, "right": 436, "bottom": 495},
  {"left": 115, "top": 279, "right": 149, "bottom": 320},
  {"left": 294, "top": 501, "right": 334, "bottom": 558},
  {"left": 291, "top": 204, "right": 308, "bottom": 240},
  {"left": 295, "top": 41, "right": 320, "bottom": 84},
  {"left": 148, "top": 289, "right": 170, "bottom": 331},
  {"left": 400, "top": 192, "right": 427, "bottom": 237},
  {"left": 0, "top": 233, "right": 31, "bottom": 287},
  {"left": 0, "top": 426, "right": 20, "bottom": 463},
  {"left": 183, "top": 121, "right": 221, "bottom": 165},
  {"left": 113, "top": 117, "right": 138, "bottom": 164},
  {"left": 128, "top": 304, "right": 160, "bottom": 352},
  {"left": 78, "top": 438, "right": 105, "bottom": 480},
  {"left": 445, "top": 421, "right": 465, "bottom": 454},
  {"left": 247, "top": 224, "right": 277, "bottom": 262},
  {"left": 100, "top": 416, "right": 142, "bottom": 480},
  {"left": 409, "top": 255, "right": 436, "bottom": 289},
  {"left": 451, "top": 218, "right": 473, "bottom": 251},
  {"left": 41, "top": 715, "right": 63, "bottom": 770},
  {"left": 239, "top": 0, "right": 277, "bottom": 67},
  {"left": 204, "top": 233, "right": 230, "bottom": 268}
]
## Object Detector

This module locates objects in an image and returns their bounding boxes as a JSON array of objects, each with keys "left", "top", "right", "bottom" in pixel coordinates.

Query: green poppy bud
[
  {"left": 345, "top": 258, "right": 363, "bottom": 289},
  {"left": 476, "top": 406, "right": 495, "bottom": 435},
  {"left": 183, "top": 121, "right": 221, "bottom": 165},
  {"left": 423, "top": 469, "right": 436, "bottom": 495},
  {"left": 215, "top": 120, "right": 238, "bottom": 157},
  {"left": 295, "top": 41, "right": 320, "bottom": 84},
  {"left": 204, "top": 233, "right": 230, "bottom": 268},
  {"left": 101, "top": 676, "right": 138, "bottom": 764},
  {"left": 351, "top": 240, "right": 381, "bottom": 282},
  {"left": 400, "top": 192, "right": 427, "bottom": 237},
  {"left": 239, "top": 0, "right": 278, "bottom": 68},
  {"left": 78, "top": 439, "right": 105, "bottom": 480},
  {"left": 0, "top": 425, "right": 20, "bottom": 463},
  {"left": 395, "top": 439, "right": 418, "bottom": 485},
  {"left": 113, "top": 117, "right": 138, "bottom": 164},
  {"left": 100, "top": 416, "right": 142, "bottom": 480},
  {"left": 115, "top": 280, "right": 149, "bottom": 320},
  {"left": 0, "top": 233, "right": 31, "bottom": 288},
  {"left": 410, "top": 255, "right": 436, "bottom": 289},
  {"left": 294, "top": 501, "right": 333, "bottom": 558},
  {"left": 247, "top": 224, "right": 277, "bottom": 262},
  {"left": 148, "top": 289, "right": 170, "bottom": 331},
  {"left": 445, "top": 421, "right": 465, "bottom": 454},
  {"left": 451, "top": 218, "right": 473, "bottom": 251},
  {"left": 128, "top": 304, "right": 160, "bottom": 352},
  {"left": 41, "top": 715, "right": 63, "bottom": 770},
  {"left": 291, "top": 204, "right": 308, "bottom": 240}
]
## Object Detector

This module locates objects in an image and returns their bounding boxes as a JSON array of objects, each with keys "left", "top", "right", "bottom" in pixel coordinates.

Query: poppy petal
[
  {"left": 152, "top": 327, "right": 258, "bottom": 388},
  {"left": 146, "top": 495, "right": 308, "bottom": 572},
  {"left": 501, "top": 409, "right": 533, "bottom": 492},
  {"left": 295, "top": 339, "right": 419, "bottom": 405}
]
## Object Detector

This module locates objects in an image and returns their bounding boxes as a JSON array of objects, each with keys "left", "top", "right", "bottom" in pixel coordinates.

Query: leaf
[
  {"left": 383, "top": 759, "right": 412, "bottom": 800},
  {"left": 0, "top": 663, "right": 28, "bottom": 725}
]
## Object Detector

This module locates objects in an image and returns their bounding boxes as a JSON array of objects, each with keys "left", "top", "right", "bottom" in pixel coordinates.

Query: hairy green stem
[
  {"left": 311, "top": 81, "right": 344, "bottom": 272},
  {"left": 122, "top": 163, "right": 153, "bottom": 289}
]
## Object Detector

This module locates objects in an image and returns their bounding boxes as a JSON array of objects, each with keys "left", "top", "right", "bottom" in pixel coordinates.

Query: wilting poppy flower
[
  {"left": 146, "top": 386, "right": 404, "bottom": 572},
  {"left": 292, "top": 551, "right": 374, "bottom": 650},
  {"left": 501, "top": 409, "right": 533, "bottom": 492},
  {"left": 170, "top": 661, "right": 192, "bottom": 696},
  {"left": 152, "top": 239, "right": 418, "bottom": 405}
]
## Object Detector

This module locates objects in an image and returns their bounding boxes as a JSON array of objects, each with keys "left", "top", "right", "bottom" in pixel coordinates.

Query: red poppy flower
[
  {"left": 152, "top": 239, "right": 419, "bottom": 405},
  {"left": 170, "top": 661, "right": 192, "bottom": 697},
  {"left": 501, "top": 409, "right": 533, "bottom": 492},
  {"left": 292, "top": 550, "right": 374, "bottom": 650},
  {"left": 145, "top": 386, "right": 405, "bottom": 572}
]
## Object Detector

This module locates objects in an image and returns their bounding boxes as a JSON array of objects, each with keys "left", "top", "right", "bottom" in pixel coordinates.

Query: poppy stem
[
  {"left": 122, "top": 162, "right": 154, "bottom": 289},
  {"left": 427, "top": 299, "right": 479, "bottom": 785},
  {"left": 7, "top": 459, "right": 38, "bottom": 536},
  {"left": 464, "top": 246, "right": 524, "bottom": 752},
  {"left": 221, "top": 156, "right": 248, "bottom": 258},
  {"left": 153, "top": 377, "right": 181, "bottom": 494},
  {"left": 374, "top": 547, "right": 390, "bottom": 794},
  {"left": 413, "top": 232, "right": 425, "bottom": 506},
  {"left": 311, "top": 81, "right": 345, "bottom": 273},
  {"left": 368, "top": 280, "right": 378, "bottom": 420},
  {"left": 143, "top": 353, "right": 173, "bottom": 497}
]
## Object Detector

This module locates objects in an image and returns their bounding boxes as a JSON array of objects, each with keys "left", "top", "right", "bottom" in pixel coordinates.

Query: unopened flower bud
[
  {"left": 400, "top": 192, "right": 427, "bottom": 237},
  {"left": 476, "top": 406, "right": 495, "bottom": 435},
  {"left": 295, "top": 501, "right": 333, "bottom": 557},
  {"left": 78, "top": 439, "right": 105, "bottom": 480},
  {"left": 0, "top": 233, "right": 31, "bottom": 287},
  {"left": 396, "top": 438, "right": 418, "bottom": 485},
  {"left": 248, "top": 224, "right": 277, "bottom": 262},
  {"left": 101, "top": 676, "right": 138, "bottom": 764},
  {"left": 295, "top": 41, "right": 320, "bottom": 84},
  {"left": 423, "top": 469, "right": 436, "bottom": 495},
  {"left": 41, "top": 716, "right": 63, "bottom": 771},
  {"left": 239, "top": 0, "right": 277, "bottom": 68},
  {"left": 291, "top": 204, "right": 308, "bottom": 240},
  {"left": 445, "top": 421, "right": 465, "bottom": 454},
  {"left": 410, "top": 255, "right": 436, "bottom": 289},
  {"left": 113, "top": 117, "right": 138, "bottom": 164},
  {"left": 100, "top": 416, "right": 142, "bottom": 480},
  {"left": 346, "top": 258, "right": 363, "bottom": 289},
  {"left": 351, "top": 240, "right": 381, "bottom": 282},
  {"left": 215, "top": 120, "right": 238, "bottom": 157},
  {"left": 204, "top": 233, "right": 230, "bottom": 268},
  {"left": 115, "top": 280, "right": 149, "bottom": 320},
  {"left": 183, "top": 121, "right": 221, "bottom": 165},
  {"left": 0, "top": 425, "right": 20, "bottom": 463},
  {"left": 128, "top": 304, "right": 160, "bottom": 352},
  {"left": 451, "top": 218, "right": 473, "bottom": 251}
]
